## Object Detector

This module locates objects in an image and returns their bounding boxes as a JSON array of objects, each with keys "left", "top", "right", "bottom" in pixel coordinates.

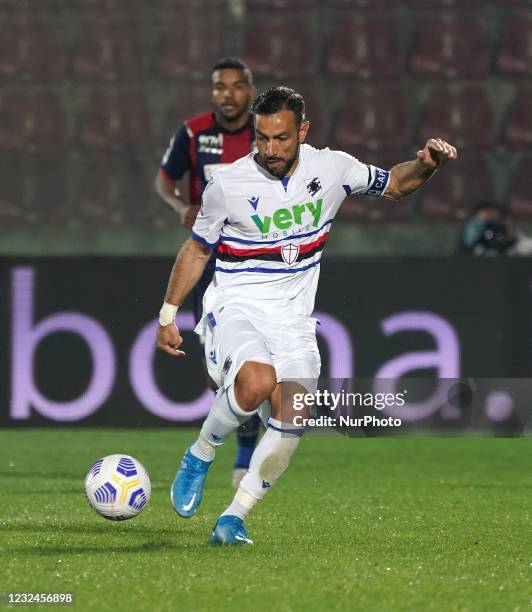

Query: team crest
[
  {"left": 305, "top": 177, "right": 322, "bottom": 197},
  {"left": 281, "top": 243, "right": 299, "bottom": 265},
  {"left": 222, "top": 356, "right": 232, "bottom": 375}
]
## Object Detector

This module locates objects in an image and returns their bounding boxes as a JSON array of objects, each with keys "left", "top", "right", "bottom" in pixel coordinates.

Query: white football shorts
[{"left": 195, "top": 306, "right": 321, "bottom": 392}]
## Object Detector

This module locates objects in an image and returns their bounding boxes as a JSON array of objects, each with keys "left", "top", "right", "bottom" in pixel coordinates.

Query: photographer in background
[{"left": 459, "top": 201, "right": 532, "bottom": 256}]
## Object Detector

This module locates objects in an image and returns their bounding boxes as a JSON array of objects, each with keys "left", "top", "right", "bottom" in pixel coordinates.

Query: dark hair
[
  {"left": 251, "top": 86, "right": 306, "bottom": 126},
  {"left": 211, "top": 57, "right": 253, "bottom": 85}
]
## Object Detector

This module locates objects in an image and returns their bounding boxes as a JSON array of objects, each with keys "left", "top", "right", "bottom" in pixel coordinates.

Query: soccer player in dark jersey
[{"left": 154, "top": 58, "right": 261, "bottom": 487}]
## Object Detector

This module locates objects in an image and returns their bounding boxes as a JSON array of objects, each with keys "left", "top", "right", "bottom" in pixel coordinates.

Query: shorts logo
[
  {"left": 222, "top": 356, "right": 232, "bottom": 375},
  {"left": 281, "top": 243, "right": 299, "bottom": 265},
  {"left": 209, "top": 349, "right": 217, "bottom": 365},
  {"left": 262, "top": 480, "right": 271, "bottom": 489},
  {"left": 305, "top": 177, "right": 322, "bottom": 197}
]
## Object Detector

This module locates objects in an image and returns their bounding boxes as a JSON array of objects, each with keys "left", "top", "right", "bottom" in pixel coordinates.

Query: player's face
[
  {"left": 255, "top": 110, "right": 310, "bottom": 178},
  {"left": 211, "top": 68, "right": 255, "bottom": 122}
]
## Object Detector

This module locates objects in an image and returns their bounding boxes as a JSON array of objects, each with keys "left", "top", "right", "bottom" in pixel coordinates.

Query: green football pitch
[{"left": 1, "top": 430, "right": 530, "bottom": 611}]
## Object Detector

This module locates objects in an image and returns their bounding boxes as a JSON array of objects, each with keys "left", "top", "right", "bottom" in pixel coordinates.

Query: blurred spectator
[{"left": 459, "top": 202, "right": 532, "bottom": 256}]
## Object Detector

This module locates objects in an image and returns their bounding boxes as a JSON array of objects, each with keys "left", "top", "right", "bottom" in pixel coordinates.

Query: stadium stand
[
  {"left": 411, "top": 0, "right": 482, "bottom": 5},
  {"left": 78, "top": 89, "right": 152, "bottom": 153},
  {"left": 409, "top": 14, "right": 490, "bottom": 79},
  {"left": 504, "top": 85, "right": 532, "bottom": 147},
  {"left": 326, "top": 0, "right": 400, "bottom": 6},
  {"left": 0, "top": 16, "right": 65, "bottom": 83},
  {"left": 243, "top": 14, "right": 318, "bottom": 79},
  {"left": 0, "top": 154, "right": 22, "bottom": 225},
  {"left": 72, "top": 14, "right": 144, "bottom": 82},
  {"left": 157, "top": 10, "right": 224, "bottom": 81},
  {"left": 286, "top": 85, "right": 328, "bottom": 149},
  {"left": 333, "top": 84, "right": 409, "bottom": 153},
  {"left": 0, "top": 91, "right": 68, "bottom": 153},
  {"left": 497, "top": 13, "right": 532, "bottom": 78},
  {"left": 420, "top": 157, "right": 494, "bottom": 221},
  {"left": 246, "top": 0, "right": 316, "bottom": 7},
  {"left": 78, "top": 155, "right": 152, "bottom": 226},
  {"left": 25, "top": 154, "right": 70, "bottom": 226},
  {"left": 326, "top": 15, "right": 402, "bottom": 79},
  {"left": 159, "top": 83, "right": 212, "bottom": 144},
  {"left": 508, "top": 158, "right": 532, "bottom": 218},
  {"left": 418, "top": 85, "right": 495, "bottom": 149},
  {"left": 1, "top": 0, "right": 529, "bottom": 240}
]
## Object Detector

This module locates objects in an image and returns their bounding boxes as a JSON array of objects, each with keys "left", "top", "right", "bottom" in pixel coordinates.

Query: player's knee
[{"left": 235, "top": 363, "right": 277, "bottom": 411}]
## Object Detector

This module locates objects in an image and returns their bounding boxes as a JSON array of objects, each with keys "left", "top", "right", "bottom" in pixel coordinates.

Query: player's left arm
[{"left": 384, "top": 138, "right": 458, "bottom": 201}]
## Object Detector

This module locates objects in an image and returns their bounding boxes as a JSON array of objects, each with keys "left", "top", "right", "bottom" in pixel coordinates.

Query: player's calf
[{"left": 190, "top": 361, "right": 275, "bottom": 462}]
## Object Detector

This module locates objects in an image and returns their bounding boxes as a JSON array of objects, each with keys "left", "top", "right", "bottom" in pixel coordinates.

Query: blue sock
[{"left": 234, "top": 414, "right": 261, "bottom": 469}]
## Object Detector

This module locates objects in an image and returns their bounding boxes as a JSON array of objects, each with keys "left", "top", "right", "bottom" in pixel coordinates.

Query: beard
[{"left": 258, "top": 146, "right": 299, "bottom": 179}]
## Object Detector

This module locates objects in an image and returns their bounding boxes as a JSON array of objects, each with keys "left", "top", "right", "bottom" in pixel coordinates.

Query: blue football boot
[
  {"left": 209, "top": 515, "right": 253, "bottom": 545},
  {"left": 170, "top": 448, "right": 212, "bottom": 518}
]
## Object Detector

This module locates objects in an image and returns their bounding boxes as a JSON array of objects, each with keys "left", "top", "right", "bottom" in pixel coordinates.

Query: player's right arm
[
  {"left": 156, "top": 176, "right": 227, "bottom": 357},
  {"left": 156, "top": 238, "right": 212, "bottom": 356},
  {"left": 154, "top": 124, "right": 198, "bottom": 229}
]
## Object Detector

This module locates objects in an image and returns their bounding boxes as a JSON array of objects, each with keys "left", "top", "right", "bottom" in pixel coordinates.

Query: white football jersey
[{"left": 192, "top": 144, "right": 390, "bottom": 321}]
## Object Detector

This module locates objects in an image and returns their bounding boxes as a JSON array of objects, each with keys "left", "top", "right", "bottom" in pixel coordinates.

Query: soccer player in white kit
[{"left": 156, "top": 87, "right": 458, "bottom": 545}]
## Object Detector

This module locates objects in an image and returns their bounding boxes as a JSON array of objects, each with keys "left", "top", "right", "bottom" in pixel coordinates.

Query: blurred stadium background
[
  {"left": 0, "top": 0, "right": 531, "bottom": 426},
  {"left": 1, "top": 3, "right": 531, "bottom": 607},
  {"left": 1, "top": 0, "right": 531, "bottom": 256}
]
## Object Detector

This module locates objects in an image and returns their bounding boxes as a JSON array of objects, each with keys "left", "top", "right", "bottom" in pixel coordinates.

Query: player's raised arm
[{"left": 384, "top": 138, "right": 458, "bottom": 201}]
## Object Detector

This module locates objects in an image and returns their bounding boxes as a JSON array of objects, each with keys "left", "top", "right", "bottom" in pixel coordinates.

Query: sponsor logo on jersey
[
  {"left": 222, "top": 356, "right": 232, "bottom": 375},
  {"left": 281, "top": 243, "right": 300, "bottom": 265},
  {"left": 251, "top": 199, "right": 322, "bottom": 234},
  {"left": 305, "top": 177, "right": 322, "bottom": 197},
  {"left": 248, "top": 196, "right": 260, "bottom": 211},
  {"left": 198, "top": 133, "right": 223, "bottom": 155}
]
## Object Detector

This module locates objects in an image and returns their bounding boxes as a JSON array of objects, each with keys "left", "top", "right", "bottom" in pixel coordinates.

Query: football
[{"left": 84, "top": 454, "right": 151, "bottom": 521}]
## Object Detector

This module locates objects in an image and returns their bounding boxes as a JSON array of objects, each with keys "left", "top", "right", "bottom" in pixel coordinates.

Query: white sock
[
  {"left": 189, "top": 435, "right": 216, "bottom": 462},
  {"left": 238, "top": 417, "right": 303, "bottom": 501},
  {"left": 190, "top": 385, "right": 257, "bottom": 461},
  {"left": 221, "top": 487, "right": 259, "bottom": 520}
]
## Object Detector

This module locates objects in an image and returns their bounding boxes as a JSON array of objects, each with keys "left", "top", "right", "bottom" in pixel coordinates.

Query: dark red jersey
[{"left": 159, "top": 112, "right": 255, "bottom": 204}]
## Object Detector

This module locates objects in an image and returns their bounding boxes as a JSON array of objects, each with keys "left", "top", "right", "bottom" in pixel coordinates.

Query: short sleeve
[
  {"left": 160, "top": 123, "right": 191, "bottom": 181},
  {"left": 191, "top": 176, "right": 227, "bottom": 249},
  {"left": 332, "top": 150, "right": 390, "bottom": 198}
]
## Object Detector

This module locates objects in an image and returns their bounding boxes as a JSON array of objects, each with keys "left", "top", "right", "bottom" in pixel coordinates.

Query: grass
[{"left": 0, "top": 430, "right": 531, "bottom": 611}]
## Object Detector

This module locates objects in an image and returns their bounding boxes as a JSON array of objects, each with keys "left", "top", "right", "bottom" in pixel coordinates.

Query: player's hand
[
  {"left": 156, "top": 323, "right": 186, "bottom": 357},
  {"left": 183, "top": 204, "right": 200, "bottom": 230},
  {"left": 417, "top": 138, "right": 458, "bottom": 169}
]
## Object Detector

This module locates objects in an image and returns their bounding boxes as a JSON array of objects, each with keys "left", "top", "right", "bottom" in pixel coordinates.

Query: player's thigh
[
  {"left": 272, "top": 324, "right": 321, "bottom": 391},
  {"left": 204, "top": 314, "right": 273, "bottom": 390}
]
